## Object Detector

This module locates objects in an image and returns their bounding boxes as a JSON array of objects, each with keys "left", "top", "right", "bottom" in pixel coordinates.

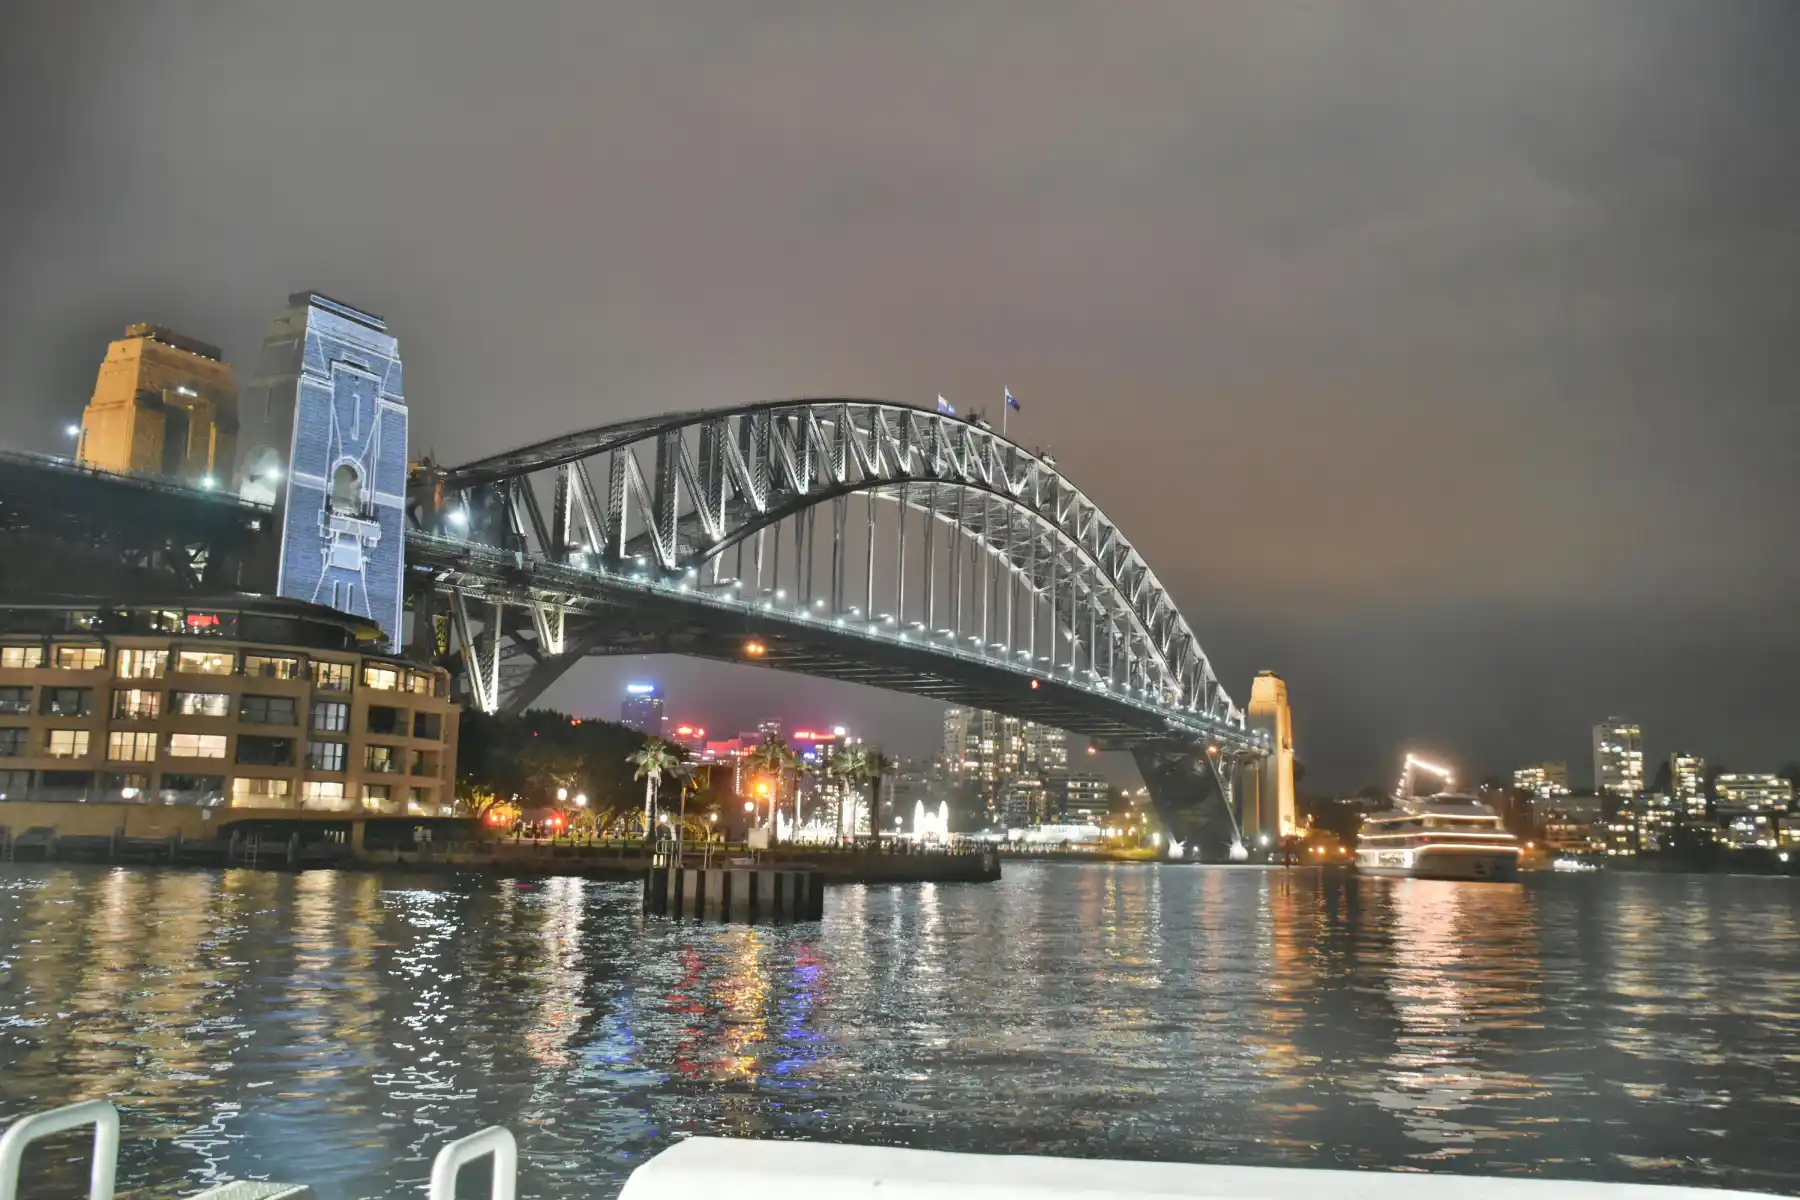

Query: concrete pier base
[{"left": 645, "top": 860, "right": 824, "bottom": 923}]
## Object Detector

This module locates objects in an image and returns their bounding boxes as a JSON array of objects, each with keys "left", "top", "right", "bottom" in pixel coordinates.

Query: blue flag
[
  {"left": 937, "top": 395, "right": 955, "bottom": 416},
  {"left": 1005, "top": 387, "right": 1021, "bottom": 411}
]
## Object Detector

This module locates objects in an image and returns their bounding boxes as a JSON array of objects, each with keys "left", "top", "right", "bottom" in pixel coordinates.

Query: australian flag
[
  {"left": 937, "top": 395, "right": 956, "bottom": 415},
  {"left": 1005, "top": 387, "right": 1021, "bottom": 411}
]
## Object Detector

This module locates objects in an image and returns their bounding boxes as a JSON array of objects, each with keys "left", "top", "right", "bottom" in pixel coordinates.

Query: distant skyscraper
[
  {"left": 77, "top": 323, "right": 238, "bottom": 489},
  {"left": 239, "top": 293, "right": 408, "bottom": 650},
  {"left": 1592, "top": 718, "right": 1644, "bottom": 798},
  {"left": 1671, "top": 753, "right": 1707, "bottom": 819},
  {"left": 620, "top": 684, "right": 666, "bottom": 735},
  {"left": 1513, "top": 762, "right": 1570, "bottom": 799}
]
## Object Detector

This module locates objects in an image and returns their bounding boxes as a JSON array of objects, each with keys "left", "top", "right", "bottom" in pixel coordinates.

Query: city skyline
[{"left": 3, "top": 5, "right": 1797, "bottom": 789}]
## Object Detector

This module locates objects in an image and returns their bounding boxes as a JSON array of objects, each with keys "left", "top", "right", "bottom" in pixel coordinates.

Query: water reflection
[{"left": 1, "top": 864, "right": 1797, "bottom": 1197}]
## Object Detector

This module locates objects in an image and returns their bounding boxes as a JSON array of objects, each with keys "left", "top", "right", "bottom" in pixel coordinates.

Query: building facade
[
  {"left": 240, "top": 294, "right": 409, "bottom": 650},
  {"left": 619, "top": 684, "right": 666, "bottom": 735},
  {"left": 1671, "top": 753, "right": 1707, "bottom": 819},
  {"left": 1714, "top": 774, "right": 1792, "bottom": 818},
  {"left": 0, "top": 598, "right": 455, "bottom": 814},
  {"left": 1592, "top": 718, "right": 1644, "bottom": 799},
  {"left": 1512, "top": 762, "right": 1570, "bottom": 799},
  {"left": 77, "top": 324, "right": 239, "bottom": 489}
]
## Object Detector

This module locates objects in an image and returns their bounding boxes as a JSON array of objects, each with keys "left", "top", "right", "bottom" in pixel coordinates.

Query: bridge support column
[
  {"left": 1245, "top": 671, "right": 1295, "bottom": 848},
  {"left": 1133, "top": 747, "right": 1237, "bottom": 860}
]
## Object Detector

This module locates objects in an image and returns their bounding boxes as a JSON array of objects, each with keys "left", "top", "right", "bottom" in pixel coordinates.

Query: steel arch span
[{"left": 403, "top": 399, "right": 1266, "bottom": 770}]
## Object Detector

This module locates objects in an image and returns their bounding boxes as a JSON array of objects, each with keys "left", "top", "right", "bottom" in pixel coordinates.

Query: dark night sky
[{"left": 3, "top": 2, "right": 1797, "bottom": 791}]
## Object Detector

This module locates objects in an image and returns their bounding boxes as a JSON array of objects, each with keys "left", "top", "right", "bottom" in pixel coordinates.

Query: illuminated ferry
[{"left": 1355, "top": 755, "right": 1522, "bottom": 881}]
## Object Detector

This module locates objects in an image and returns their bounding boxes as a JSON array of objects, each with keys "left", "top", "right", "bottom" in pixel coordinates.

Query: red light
[
  {"left": 1029, "top": 679, "right": 1039, "bottom": 690},
  {"left": 676, "top": 725, "right": 695, "bottom": 736},
  {"left": 185, "top": 613, "right": 221, "bottom": 628}
]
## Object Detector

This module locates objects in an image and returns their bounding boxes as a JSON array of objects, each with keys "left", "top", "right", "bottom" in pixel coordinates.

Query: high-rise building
[
  {"left": 1714, "top": 774, "right": 1792, "bottom": 817},
  {"left": 1592, "top": 718, "right": 1643, "bottom": 798},
  {"left": 1021, "top": 723, "right": 1069, "bottom": 781},
  {"left": 1671, "top": 753, "right": 1707, "bottom": 819},
  {"left": 1513, "top": 762, "right": 1570, "bottom": 799},
  {"left": 240, "top": 294, "right": 409, "bottom": 650},
  {"left": 77, "top": 324, "right": 238, "bottom": 489},
  {"left": 941, "top": 707, "right": 1024, "bottom": 787},
  {"left": 619, "top": 683, "right": 665, "bottom": 735}
]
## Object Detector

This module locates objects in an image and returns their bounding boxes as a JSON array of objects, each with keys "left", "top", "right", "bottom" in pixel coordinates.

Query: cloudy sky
[{"left": 3, "top": 2, "right": 1796, "bottom": 789}]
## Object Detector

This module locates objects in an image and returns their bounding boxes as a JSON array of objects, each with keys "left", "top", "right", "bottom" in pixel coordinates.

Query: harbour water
[{"left": 1, "top": 862, "right": 1796, "bottom": 1198}]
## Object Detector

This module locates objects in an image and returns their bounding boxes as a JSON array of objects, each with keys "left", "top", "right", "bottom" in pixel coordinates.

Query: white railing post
[
  {"left": 428, "top": 1126, "right": 517, "bottom": 1200},
  {"left": 0, "top": 1099, "right": 120, "bottom": 1200}
]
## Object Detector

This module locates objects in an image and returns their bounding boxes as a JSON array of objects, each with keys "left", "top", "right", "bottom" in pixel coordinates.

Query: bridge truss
[{"left": 408, "top": 400, "right": 1262, "bottom": 762}]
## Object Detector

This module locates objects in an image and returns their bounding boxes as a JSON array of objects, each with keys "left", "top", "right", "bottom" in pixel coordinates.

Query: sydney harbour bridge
[{"left": 0, "top": 305, "right": 1293, "bottom": 854}]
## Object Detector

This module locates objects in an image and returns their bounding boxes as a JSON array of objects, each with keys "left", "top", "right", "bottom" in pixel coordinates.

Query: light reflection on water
[{"left": 1, "top": 863, "right": 1797, "bottom": 1198}]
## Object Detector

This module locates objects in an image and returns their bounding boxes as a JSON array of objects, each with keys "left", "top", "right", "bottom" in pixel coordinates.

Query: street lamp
[
  {"left": 556, "top": 787, "right": 568, "bottom": 802},
  {"left": 64, "top": 424, "right": 81, "bottom": 440},
  {"left": 574, "top": 793, "right": 587, "bottom": 808}
]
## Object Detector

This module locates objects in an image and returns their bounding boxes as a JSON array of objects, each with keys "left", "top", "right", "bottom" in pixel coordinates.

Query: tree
[
  {"left": 863, "top": 749, "right": 894, "bottom": 839},
  {"left": 831, "top": 747, "right": 871, "bottom": 837},
  {"left": 628, "top": 738, "right": 685, "bottom": 836},
  {"left": 745, "top": 734, "right": 799, "bottom": 834}
]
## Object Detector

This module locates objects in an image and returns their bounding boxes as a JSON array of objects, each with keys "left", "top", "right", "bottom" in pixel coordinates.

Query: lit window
[
  {"left": 46, "top": 729, "right": 90, "bottom": 758},
  {"left": 168, "top": 733, "right": 228, "bottom": 759},
  {"left": 243, "top": 654, "right": 300, "bottom": 680},
  {"left": 307, "top": 740, "right": 346, "bottom": 772},
  {"left": 230, "top": 777, "right": 292, "bottom": 807},
  {"left": 176, "top": 650, "right": 234, "bottom": 675},
  {"left": 361, "top": 783, "right": 392, "bottom": 811},
  {"left": 105, "top": 771, "right": 150, "bottom": 800},
  {"left": 239, "top": 695, "right": 297, "bottom": 725},
  {"left": 172, "top": 691, "right": 231, "bottom": 717},
  {"left": 0, "top": 728, "right": 26, "bottom": 757},
  {"left": 52, "top": 645, "right": 106, "bottom": 671},
  {"left": 362, "top": 664, "right": 400, "bottom": 691},
  {"left": 404, "top": 671, "right": 433, "bottom": 696},
  {"left": 112, "top": 688, "right": 162, "bottom": 720},
  {"left": 309, "top": 700, "right": 349, "bottom": 733},
  {"left": 364, "top": 744, "right": 400, "bottom": 773},
  {"left": 1, "top": 645, "right": 44, "bottom": 669},
  {"left": 299, "top": 780, "right": 350, "bottom": 810},
  {"left": 311, "top": 660, "right": 353, "bottom": 692},
  {"left": 115, "top": 649, "right": 168, "bottom": 679},
  {"left": 107, "top": 731, "right": 157, "bottom": 763}
]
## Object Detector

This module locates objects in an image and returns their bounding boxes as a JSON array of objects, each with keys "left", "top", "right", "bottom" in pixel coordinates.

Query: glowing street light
[
  {"left": 574, "top": 793, "right": 588, "bottom": 808},
  {"left": 556, "top": 787, "right": 568, "bottom": 802}
]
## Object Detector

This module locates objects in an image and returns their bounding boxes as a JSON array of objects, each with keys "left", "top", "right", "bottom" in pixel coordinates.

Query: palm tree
[
  {"left": 745, "top": 734, "right": 799, "bottom": 837},
  {"left": 627, "top": 738, "right": 685, "bottom": 838},
  {"left": 864, "top": 749, "right": 894, "bottom": 841},
  {"left": 832, "top": 747, "right": 872, "bottom": 839}
]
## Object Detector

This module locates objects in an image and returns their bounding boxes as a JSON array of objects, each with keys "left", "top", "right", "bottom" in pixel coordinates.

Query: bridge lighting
[
  {"left": 1029, "top": 679, "right": 1039, "bottom": 689},
  {"left": 446, "top": 508, "right": 467, "bottom": 528},
  {"left": 1085, "top": 745, "right": 1098, "bottom": 755},
  {"left": 199, "top": 475, "right": 216, "bottom": 490},
  {"left": 64, "top": 424, "right": 81, "bottom": 439},
  {"left": 744, "top": 640, "right": 766, "bottom": 656},
  {"left": 775, "top": 589, "right": 786, "bottom": 600}
]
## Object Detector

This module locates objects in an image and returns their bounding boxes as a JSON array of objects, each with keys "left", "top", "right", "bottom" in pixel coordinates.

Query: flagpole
[{"left": 1002, "top": 388, "right": 1009, "bottom": 438}]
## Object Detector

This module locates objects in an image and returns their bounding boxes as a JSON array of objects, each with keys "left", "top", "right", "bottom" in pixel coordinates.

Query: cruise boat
[{"left": 1355, "top": 755, "right": 1523, "bottom": 881}]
